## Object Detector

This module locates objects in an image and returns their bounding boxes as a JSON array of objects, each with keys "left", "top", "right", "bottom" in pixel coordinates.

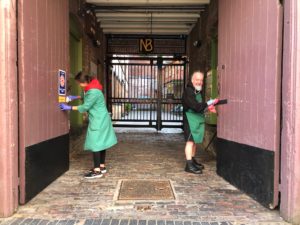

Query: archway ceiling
[{"left": 86, "top": 0, "right": 210, "bottom": 35}]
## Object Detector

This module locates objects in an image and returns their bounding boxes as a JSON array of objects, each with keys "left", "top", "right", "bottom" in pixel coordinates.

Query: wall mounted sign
[
  {"left": 107, "top": 35, "right": 186, "bottom": 55},
  {"left": 139, "top": 38, "right": 154, "bottom": 53},
  {"left": 58, "top": 69, "right": 66, "bottom": 103}
]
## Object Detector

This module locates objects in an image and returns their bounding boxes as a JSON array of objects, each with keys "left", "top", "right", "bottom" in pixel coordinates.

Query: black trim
[
  {"left": 216, "top": 138, "right": 274, "bottom": 208},
  {"left": 25, "top": 134, "right": 69, "bottom": 202}
]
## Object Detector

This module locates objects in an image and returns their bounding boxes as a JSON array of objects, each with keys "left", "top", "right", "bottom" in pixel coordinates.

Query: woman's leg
[
  {"left": 99, "top": 150, "right": 107, "bottom": 173},
  {"left": 99, "top": 150, "right": 106, "bottom": 166},
  {"left": 84, "top": 152, "right": 103, "bottom": 178},
  {"left": 93, "top": 152, "right": 101, "bottom": 170}
]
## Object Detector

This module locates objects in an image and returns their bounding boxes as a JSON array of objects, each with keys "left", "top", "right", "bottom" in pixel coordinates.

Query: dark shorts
[{"left": 183, "top": 114, "right": 194, "bottom": 142}]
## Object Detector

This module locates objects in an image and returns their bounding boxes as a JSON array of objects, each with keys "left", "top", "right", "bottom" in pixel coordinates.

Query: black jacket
[{"left": 182, "top": 82, "right": 207, "bottom": 114}]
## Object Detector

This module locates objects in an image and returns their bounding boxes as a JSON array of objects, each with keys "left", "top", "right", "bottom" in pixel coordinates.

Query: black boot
[
  {"left": 185, "top": 160, "right": 202, "bottom": 174},
  {"left": 192, "top": 157, "right": 205, "bottom": 170}
]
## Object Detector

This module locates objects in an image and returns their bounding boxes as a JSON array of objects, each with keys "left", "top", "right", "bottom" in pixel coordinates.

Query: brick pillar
[{"left": 0, "top": 0, "right": 19, "bottom": 217}]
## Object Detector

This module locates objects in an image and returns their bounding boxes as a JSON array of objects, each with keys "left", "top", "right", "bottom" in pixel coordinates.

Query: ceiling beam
[
  {"left": 97, "top": 17, "right": 199, "bottom": 22},
  {"left": 104, "top": 27, "right": 190, "bottom": 31},
  {"left": 100, "top": 21, "right": 195, "bottom": 26},
  {"left": 96, "top": 12, "right": 200, "bottom": 18},
  {"left": 87, "top": 0, "right": 210, "bottom": 6},
  {"left": 94, "top": 8, "right": 204, "bottom": 13},
  {"left": 100, "top": 23, "right": 192, "bottom": 29},
  {"left": 102, "top": 28, "right": 190, "bottom": 35}
]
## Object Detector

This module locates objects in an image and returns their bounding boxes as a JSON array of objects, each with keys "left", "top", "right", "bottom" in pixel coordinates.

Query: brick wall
[
  {"left": 187, "top": 0, "right": 218, "bottom": 76},
  {"left": 69, "top": 0, "right": 106, "bottom": 90},
  {"left": 187, "top": 0, "right": 218, "bottom": 156}
]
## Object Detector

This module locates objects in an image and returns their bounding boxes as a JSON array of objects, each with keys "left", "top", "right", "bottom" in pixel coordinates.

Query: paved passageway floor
[{"left": 0, "top": 130, "right": 289, "bottom": 225}]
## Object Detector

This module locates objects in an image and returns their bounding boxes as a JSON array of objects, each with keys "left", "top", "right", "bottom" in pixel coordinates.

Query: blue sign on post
[{"left": 58, "top": 70, "right": 66, "bottom": 102}]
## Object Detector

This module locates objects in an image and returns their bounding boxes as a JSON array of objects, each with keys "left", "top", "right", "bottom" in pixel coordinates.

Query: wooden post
[
  {"left": 281, "top": 0, "right": 300, "bottom": 223},
  {"left": 0, "top": 0, "right": 19, "bottom": 217}
]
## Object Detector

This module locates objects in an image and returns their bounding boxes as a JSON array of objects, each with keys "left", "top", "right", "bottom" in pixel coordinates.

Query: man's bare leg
[
  {"left": 191, "top": 143, "right": 204, "bottom": 169},
  {"left": 185, "top": 141, "right": 194, "bottom": 160},
  {"left": 185, "top": 141, "right": 202, "bottom": 174},
  {"left": 191, "top": 143, "right": 196, "bottom": 158}
]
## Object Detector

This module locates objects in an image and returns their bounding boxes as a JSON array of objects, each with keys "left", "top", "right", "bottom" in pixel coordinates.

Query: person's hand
[
  {"left": 66, "top": 95, "right": 79, "bottom": 103},
  {"left": 59, "top": 103, "right": 72, "bottom": 111},
  {"left": 207, "top": 98, "right": 219, "bottom": 106},
  {"left": 208, "top": 105, "right": 217, "bottom": 113}
]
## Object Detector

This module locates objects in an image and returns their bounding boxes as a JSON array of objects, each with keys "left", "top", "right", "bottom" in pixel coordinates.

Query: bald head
[{"left": 191, "top": 71, "right": 204, "bottom": 91}]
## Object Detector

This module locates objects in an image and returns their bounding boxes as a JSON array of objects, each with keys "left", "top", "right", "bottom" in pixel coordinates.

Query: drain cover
[{"left": 118, "top": 179, "right": 175, "bottom": 200}]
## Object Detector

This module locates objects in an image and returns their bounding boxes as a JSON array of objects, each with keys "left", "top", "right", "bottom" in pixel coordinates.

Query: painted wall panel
[
  {"left": 218, "top": 0, "right": 282, "bottom": 152},
  {"left": 18, "top": 0, "right": 69, "bottom": 146},
  {"left": 18, "top": 0, "right": 69, "bottom": 203},
  {"left": 0, "top": 0, "right": 19, "bottom": 217}
]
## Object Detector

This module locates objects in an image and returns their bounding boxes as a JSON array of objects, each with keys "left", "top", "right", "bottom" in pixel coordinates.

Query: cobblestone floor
[{"left": 0, "top": 129, "right": 290, "bottom": 225}]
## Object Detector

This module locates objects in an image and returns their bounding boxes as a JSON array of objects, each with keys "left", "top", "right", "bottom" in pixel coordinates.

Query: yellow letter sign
[{"left": 139, "top": 38, "right": 154, "bottom": 53}]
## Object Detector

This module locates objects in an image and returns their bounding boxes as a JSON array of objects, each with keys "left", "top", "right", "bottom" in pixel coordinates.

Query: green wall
[
  {"left": 69, "top": 17, "right": 83, "bottom": 129},
  {"left": 205, "top": 37, "right": 218, "bottom": 125}
]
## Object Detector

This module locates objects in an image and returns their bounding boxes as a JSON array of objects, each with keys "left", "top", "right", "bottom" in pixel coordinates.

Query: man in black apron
[{"left": 182, "top": 71, "right": 218, "bottom": 174}]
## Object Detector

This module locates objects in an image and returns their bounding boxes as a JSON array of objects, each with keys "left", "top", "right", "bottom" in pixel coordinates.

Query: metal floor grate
[{"left": 118, "top": 179, "right": 175, "bottom": 200}]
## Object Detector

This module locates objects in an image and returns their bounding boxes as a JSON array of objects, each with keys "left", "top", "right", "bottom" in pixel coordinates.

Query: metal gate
[{"left": 107, "top": 57, "right": 186, "bottom": 130}]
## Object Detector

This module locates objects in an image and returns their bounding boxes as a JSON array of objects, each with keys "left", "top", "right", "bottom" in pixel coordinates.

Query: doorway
[{"left": 107, "top": 56, "right": 187, "bottom": 130}]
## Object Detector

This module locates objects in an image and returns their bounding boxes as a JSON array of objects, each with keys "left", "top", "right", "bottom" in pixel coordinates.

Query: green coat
[{"left": 77, "top": 89, "right": 117, "bottom": 152}]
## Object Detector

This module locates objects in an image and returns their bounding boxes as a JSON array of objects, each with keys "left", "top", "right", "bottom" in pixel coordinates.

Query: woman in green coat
[{"left": 60, "top": 72, "right": 117, "bottom": 179}]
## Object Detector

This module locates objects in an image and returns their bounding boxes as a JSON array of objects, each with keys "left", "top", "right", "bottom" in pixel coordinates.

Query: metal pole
[{"left": 157, "top": 57, "right": 163, "bottom": 130}]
